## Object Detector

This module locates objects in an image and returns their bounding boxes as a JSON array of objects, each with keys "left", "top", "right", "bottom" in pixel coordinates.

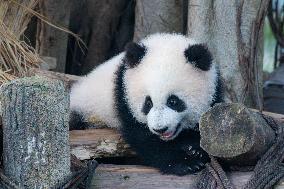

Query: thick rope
[
  {"left": 243, "top": 115, "right": 284, "bottom": 189},
  {"left": 197, "top": 115, "right": 284, "bottom": 189},
  {"left": 197, "top": 156, "right": 235, "bottom": 189}
]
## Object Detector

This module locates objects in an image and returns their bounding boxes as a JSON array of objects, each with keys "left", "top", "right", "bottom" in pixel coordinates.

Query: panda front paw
[
  {"left": 160, "top": 160, "right": 206, "bottom": 176},
  {"left": 181, "top": 145, "right": 210, "bottom": 164}
]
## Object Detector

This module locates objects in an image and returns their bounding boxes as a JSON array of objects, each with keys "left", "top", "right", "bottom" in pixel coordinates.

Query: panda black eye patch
[
  {"left": 142, "top": 96, "right": 153, "bottom": 115},
  {"left": 166, "top": 95, "right": 186, "bottom": 112}
]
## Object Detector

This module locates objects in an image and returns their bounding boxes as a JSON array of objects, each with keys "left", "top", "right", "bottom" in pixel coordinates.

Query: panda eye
[
  {"left": 166, "top": 95, "right": 186, "bottom": 112},
  {"left": 168, "top": 98, "right": 177, "bottom": 106},
  {"left": 142, "top": 96, "right": 153, "bottom": 115}
]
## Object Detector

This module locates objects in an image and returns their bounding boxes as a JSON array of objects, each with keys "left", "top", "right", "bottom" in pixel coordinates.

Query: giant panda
[{"left": 70, "top": 33, "right": 223, "bottom": 176}]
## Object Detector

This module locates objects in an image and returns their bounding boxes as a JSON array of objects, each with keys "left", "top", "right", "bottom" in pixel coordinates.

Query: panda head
[{"left": 123, "top": 33, "right": 218, "bottom": 141}]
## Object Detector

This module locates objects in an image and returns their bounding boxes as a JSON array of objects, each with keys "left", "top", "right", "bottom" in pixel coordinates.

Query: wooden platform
[{"left": 89, "top": 164, "right": 252, "bottom": 189}]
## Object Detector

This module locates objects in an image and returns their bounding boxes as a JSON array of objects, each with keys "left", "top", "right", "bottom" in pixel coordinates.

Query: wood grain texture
[
  {"left": 70, "top": 128, "right": 134, "bottom": 160},
  {"left": 90, "top": 164, "right": 255, "bottom": 189}
]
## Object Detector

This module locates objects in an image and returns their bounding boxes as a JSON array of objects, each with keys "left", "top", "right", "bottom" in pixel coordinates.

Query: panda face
[
  {"left": 123, "top": 33, "right": 217, "bottom": 141},
  {"left": 142, "top": 94, "right": 188, "bottom": 140}
]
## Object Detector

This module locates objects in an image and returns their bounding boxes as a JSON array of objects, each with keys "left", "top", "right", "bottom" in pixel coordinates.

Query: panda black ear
[
  {"left": 124, "top": 42, "right": 146, "bottom": 68},
  {"left": 184, "top": 44, "right": 213, "bottom": 71}
]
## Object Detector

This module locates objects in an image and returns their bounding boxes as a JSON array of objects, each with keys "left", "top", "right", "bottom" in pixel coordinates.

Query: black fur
[
  {"left": 142, "top": 96, "right": 153, "bottom": 115},
  {"left": 114, "top": 62, "right": 210, "bottom": 176},
  {"left": 184, "top": 44, "right": 212, "bottom": 71},
  {"left": 166, "top": 95, "right": 186, "bottom": 112},
  {"left": 124, "top": 42, "right": 147, "bottom": 68},
  {"left": 69, "top": 111, "right": 90, "bottom": 130}
]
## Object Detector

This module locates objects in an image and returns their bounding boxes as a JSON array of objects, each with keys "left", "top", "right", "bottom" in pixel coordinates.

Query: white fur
[
  {"left": 70, "top": 53, "right": 124, "bottom": 128},
  {"left": 70, "top": 33, "right": 217, "bottom": 137}
]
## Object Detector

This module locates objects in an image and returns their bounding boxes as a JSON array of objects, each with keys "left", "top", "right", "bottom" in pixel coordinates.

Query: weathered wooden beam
[
  {"left": 199, "top": 103, "right": 277, "bottom": 165},
  {"left": 70, "top": 128, "right": 134, "bottom": 160},
  {"left": 90, "top": 164, "right": 284, "bottom": 189},
  {"left": 0, "top": 76, "right": 70, "bottom": 188}
]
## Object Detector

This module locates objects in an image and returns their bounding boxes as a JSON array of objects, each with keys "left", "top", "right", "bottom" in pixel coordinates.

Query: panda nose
[{"left": 153, "top": 127, "right": 168, "bottom": 134}]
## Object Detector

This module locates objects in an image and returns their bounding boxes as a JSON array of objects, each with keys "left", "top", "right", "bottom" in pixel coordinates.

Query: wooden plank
[
  {"left": 70, "top": 128, "right": 134, "bottom": 160},
  {"left": 91, "top": 164, "right": 284, "bottom": 189},
  {"left": 90, "top": 164, "right": 253, "bottom": 189}
]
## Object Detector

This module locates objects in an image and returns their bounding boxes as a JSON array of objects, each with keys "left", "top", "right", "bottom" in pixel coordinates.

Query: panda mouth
[{"left": 160, "top": 123, "right": 181, "bottom": 140}]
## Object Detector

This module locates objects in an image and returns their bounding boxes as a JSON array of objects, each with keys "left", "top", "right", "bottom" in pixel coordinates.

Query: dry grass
[
  {"left": 0, "top": 0, "right": 41, "bottom": 85},
  {"left": 0, "top": 0, "right": 86, "bottom": 86}
]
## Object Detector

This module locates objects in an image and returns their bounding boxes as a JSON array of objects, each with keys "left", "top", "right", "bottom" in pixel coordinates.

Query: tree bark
[
  {"left": 36, "top": 0, "right": 71, "bottom": 73},
  {"left": 187, "top": 0, "right": 269, "bottom": 108},
  {"left": 0, "top": 76, "right": 70, "bottom": 188},
  {"left": 134, "top": 0, "right": 184, "bottom": 41}
]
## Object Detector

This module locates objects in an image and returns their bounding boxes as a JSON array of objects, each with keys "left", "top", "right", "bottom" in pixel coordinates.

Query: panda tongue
[{"left": 161, "top": 131, "right": 173, "bottom": 138}]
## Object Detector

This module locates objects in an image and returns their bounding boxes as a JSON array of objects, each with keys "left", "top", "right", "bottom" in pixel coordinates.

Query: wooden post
[
  {"left": 0, "top": 76, "right": 70, "bottom": 188},
  {"left": 199, "top": 103, "right": 276, "bottom": 165}
]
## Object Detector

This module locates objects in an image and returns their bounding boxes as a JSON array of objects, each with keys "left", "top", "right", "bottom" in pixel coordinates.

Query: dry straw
[
  {"left": 0, "top": 0, "right": 42, "bottom": 85},
  {"left": 0, "top": 0, "right": 85, "bottom": 85}
]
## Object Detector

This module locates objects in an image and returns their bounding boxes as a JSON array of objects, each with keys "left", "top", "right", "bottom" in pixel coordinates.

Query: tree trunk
[
  {"left": 187, "top": 0, "right": 269, "bottom": 109},
  {"left": 36, "top": 0, "right": 71, "bottom": 73},
  {"left": 0, "top": 76, "right": 70, "bottom": 188},
  {"left": 66, "top": 0, "right": 133, "bottom": 75},
  {"left": 134, "top": 0, "right": 184, "bottom": 41}
]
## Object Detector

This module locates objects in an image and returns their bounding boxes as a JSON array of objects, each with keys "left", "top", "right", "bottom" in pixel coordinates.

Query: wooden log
[
  {"left": 0, "top": 76, "right": 70, "bottom": 188},
  {"left": 199, "top": 103, "right": 276, "bottom": 165},
  {"left": 90, "top": 164, "right": 284, "bottom": 189},
  {"left": 70, "top": 128, "right": 134, "bottom": 160}
]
